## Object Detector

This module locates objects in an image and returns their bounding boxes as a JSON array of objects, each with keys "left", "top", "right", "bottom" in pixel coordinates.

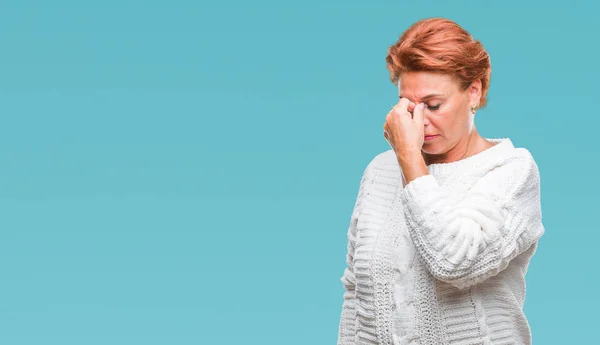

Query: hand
[{"left": 383, "top": 97, "right": 426, "bottom": 158}]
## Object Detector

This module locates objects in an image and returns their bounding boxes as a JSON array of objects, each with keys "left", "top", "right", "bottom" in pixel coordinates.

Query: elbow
[
  {"left": 426, "top": 265, "right": 476, "bottom": 290},
  {"left": 434, "top": 275, "right": 478, "bottom": 290},
  {"left": 340, "top": 267, "right": 356, "bottom": 292},
  {"left": 426, "top": 258, "right": 505, "bottom": 290}
]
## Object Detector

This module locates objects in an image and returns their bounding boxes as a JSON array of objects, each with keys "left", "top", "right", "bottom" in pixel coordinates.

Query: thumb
[{"left": 413, "top": 102, "right": 425, "bottom": 127}]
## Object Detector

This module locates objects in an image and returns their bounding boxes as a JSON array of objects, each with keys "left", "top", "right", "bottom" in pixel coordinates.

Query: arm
[
  {"left": 400, "top": 154, "right": 545, "bottom": 290},
  {"left": 337, "top": 162, "right": 374, "bottom": 345}
]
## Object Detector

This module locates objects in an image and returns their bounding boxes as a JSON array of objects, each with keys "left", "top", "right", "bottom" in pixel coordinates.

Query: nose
[{"left": 423, "top": 113, "right": 430, "bottom": 126}]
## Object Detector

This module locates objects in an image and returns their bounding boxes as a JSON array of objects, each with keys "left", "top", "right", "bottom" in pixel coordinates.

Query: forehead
[{"left": 397, "top": 71, "right": 457, "bottom": 99}]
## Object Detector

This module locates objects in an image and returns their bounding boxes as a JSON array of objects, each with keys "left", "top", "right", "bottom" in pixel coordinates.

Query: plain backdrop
[{"left": 0, "top": 0, "right": 597, "bottom": 344}]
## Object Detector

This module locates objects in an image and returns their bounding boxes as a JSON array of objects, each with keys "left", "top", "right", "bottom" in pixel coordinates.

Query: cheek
[
  {"left": 427, "top": 113, "right": 450, "bottom": 130},
  {"left": 433, "top": 109, "right": 464, "bottom": 131}
]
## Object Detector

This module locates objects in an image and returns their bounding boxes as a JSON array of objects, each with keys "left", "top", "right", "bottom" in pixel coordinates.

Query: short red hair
[{"left": 386, "top": 18, "right": 492, "bottom": 109}]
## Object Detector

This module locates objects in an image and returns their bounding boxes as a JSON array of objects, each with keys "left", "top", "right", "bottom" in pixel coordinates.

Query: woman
[{"left": 337, "top": 18, "right": 545, "bottom": 345}]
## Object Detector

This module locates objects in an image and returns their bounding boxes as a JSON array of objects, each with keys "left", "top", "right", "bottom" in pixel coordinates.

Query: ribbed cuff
[{"left": 400, "top": 173, "right": 438, "bottom": 208}]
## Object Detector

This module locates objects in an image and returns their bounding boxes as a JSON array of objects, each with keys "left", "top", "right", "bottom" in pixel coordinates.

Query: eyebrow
[{"left": 399, "top": 93, "right": 445, "bottom": 101}]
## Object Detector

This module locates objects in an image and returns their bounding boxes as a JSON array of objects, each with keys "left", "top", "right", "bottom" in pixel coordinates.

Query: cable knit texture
[{"left": 336, "top": 138, "right": 544, "bottom": 345}]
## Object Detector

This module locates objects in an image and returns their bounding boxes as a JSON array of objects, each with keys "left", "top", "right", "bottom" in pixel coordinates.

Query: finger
[
  {"left": 413, "top": 102, "right": 425, "bottom": 127},
  {"left": 395, "top": 97, "right": 413, "bottom": 113}
]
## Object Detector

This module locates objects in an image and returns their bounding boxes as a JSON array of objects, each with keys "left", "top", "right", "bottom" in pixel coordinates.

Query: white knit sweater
[{"left": 336, "top": 138, "right": 545, "bottom": 345}]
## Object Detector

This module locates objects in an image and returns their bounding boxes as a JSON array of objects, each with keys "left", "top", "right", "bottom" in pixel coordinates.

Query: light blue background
[{"left": 0, "top": 0, "right": 595, "bottom": 344}]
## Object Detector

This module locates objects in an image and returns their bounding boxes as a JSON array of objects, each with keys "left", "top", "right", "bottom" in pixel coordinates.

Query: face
[{"left": 397, "top": 71, "right": 481, "bottom": 157}]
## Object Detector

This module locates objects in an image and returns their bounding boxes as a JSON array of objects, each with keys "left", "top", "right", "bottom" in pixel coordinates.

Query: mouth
[{"left": 424, "top": 134, "right": 439, "bottom": 141}]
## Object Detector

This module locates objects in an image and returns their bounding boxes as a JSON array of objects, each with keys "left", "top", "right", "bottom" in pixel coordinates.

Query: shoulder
[
  {"left": 477, "top": 146, "right": 541, "bottom": 198},
  {"left": 365, "top": 149, "right": 398, "bottom": 173},
  {"left": 508, "top": 147, "right": 542, "bottom": 195},
  {"left": 354, "top": 149, "right": 397, "bottom": 189},
  {"left": 498, "top": 146, "right": 540, "bottom": 182}
]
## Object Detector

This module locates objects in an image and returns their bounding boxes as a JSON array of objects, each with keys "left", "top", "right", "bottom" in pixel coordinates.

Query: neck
[{"left": 422, "top": 129, "right": 490, "bottom": 165}]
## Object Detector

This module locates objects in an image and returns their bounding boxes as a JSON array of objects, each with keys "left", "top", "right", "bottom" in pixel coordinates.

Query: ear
[{"left": 468, "top": 79, "right": 482, "bottom": 107}]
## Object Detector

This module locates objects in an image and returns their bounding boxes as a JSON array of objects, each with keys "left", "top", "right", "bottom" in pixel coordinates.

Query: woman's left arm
[{"left": 400, "top": 153, "right": 545, "bottom": 290}]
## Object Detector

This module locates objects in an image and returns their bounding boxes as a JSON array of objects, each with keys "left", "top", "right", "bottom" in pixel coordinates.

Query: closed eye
[{"left": 427, "top": 104, "right": 441, "bottom": 111}]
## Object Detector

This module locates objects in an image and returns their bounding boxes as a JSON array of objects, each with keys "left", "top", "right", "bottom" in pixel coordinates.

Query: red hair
[{"left": 386, "top": 18, "right": 492, "bottom": 109}]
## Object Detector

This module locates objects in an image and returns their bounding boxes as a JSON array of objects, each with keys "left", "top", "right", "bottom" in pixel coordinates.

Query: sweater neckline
[{"left": 424, "top": 137, "right": 514, "bottom": 176}]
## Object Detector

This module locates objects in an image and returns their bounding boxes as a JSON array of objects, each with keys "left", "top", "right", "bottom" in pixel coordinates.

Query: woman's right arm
[{"left": 337, "top": 162, "right": 374, "bottom": 345}]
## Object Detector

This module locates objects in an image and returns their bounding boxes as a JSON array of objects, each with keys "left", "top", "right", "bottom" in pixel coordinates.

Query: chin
[{"left": 421, "top": 143, "right": 444, "bottom": 155}]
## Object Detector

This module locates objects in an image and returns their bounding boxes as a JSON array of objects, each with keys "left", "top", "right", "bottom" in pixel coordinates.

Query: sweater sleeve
[
  {"left": 337, "top": 161, "right": 374, "bottom": 345},
  {"left": 400, "top": 153, "right": 545, "bottom": 290}
]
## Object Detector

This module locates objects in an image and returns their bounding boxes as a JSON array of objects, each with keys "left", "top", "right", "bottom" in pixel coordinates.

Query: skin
[{"left": 382, "top": 71, "right": 496, "bottom": 187}]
